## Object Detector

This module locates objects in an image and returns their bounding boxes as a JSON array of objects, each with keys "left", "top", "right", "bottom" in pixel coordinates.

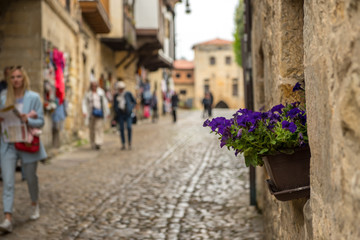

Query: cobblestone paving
[{"left": 0, "top": 110, "right": 263, "bottom": 240}]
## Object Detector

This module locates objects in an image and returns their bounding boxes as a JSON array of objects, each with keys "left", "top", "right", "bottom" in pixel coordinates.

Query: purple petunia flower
[
  {"left": 286, "top": 108, "right": 301, "bottom": 118},
  {"left": 237, "top": 108, "right": 253, "bottom": 115},
  {"left": 271, "top": 104, "right": 285, "bottom": 114},
  {"left": 203, "top": 119, "right": 211, "bottom": 127},
  {"left": 206, "top": 117, "right": 232, "bottom": 135},
  {"left": 236, "top": 129, "right": 243, "bottom": 138},
  {"left": 291, "top": 101, "right": 300, "bottom": 107},
  {"left": 293, "top": 82, "right": 303, "bottom": 92},
  {"left": 299, "top": 132, "right": 306, "bottom": 146},
  {"left": 261, "top": 111, "right": 271, "bottom": 119},
  {"left": 249, "top": 125, "right": 257, "bottom": 132},
  {"left": 282, "top": 120, "right": 297, "bottom": 133},
  {"left": 299, "top": 132, "right": 303, "bottom": 140},
  {"left": 220, "top": 139, "right": 227, "bottom": 148},
  {"left": 236, "top": 115, "right": 247, "bottom": 127},
  {"left": 270, "top": 112, "right": 281, "bottom": 122},
  {"left": 298, "top": 111, "right": 307, "bottom": 125}
]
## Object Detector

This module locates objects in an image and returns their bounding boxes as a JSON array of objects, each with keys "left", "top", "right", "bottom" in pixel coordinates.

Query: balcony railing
[
  {"left": 79, "top": 0, "right": 111, "bottom": 33},
  {"left": 100, "top": 12, "right": 137, "bottom": 51},
  {"left": 99, "top": 0, "right": 109, "bottom": 16},
  {"left": 124, "top": 14, "right": 136, "bottom": 49}
]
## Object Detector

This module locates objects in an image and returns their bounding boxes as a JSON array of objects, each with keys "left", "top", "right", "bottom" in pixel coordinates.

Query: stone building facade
[
  {"left": 0, "top": 0, "right": 179, "bottom": 148},
  {"left": 193, "top": 38, "right": 245, "bottom": 110},
  {"left": 172, "top": 59, "right": 194, "bottom": 108},
  {"left": 0, "top": 0, "right": 129, "bottom": 147},
  {"left": 249, "top": 0, "right": 360, "bottom": 239}
]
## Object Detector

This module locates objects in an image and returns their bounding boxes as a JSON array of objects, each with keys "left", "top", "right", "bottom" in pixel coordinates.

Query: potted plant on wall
[{"left": 203, "top": 83, "right": 310, "bottom": 201}]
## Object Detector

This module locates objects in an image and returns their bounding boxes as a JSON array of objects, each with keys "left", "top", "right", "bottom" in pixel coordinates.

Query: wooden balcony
[
  {"left": 101, "top": 13, "right": 137, "bottom": 51},
  {"left": 79, "top": 0, "right": 111, "bottom": 34}
]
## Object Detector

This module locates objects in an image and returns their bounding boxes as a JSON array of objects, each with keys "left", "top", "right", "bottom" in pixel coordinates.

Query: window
[
  {"left": 209, "top": 57, "right": 216, "bottom": 65},
  {"left": 180, "top": 90, "right": 187, "bottom": 95},
  {"left": 176, "top": 73, "right": 181, "bottom": 78},
  {"left": 225, "top": 56, "right": 231, "bottom": 65},
  {"left": 232, "top": 78, "right": 238, "bottom": 96},
  {"left": 204, "top": 84, "right": 210, "bottom": 93},
  {"left": 187, "top": 73, "right": 192, "bottom": 78},
  {"left": 66, "top": 0, "right": 71, "bottom": 12}
]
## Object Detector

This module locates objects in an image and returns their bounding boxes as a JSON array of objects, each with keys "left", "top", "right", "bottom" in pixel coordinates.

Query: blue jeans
[
  {"left": 118, "top": 115, "right": 132, "bottom": 146},
  {"left": 1, "top": 144, "right": 39, "bottom": 213}
]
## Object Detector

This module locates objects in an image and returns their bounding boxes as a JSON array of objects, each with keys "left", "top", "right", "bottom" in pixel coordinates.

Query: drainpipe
[{"left": 242, "top": 0, "right": 256, "bottom": 206}]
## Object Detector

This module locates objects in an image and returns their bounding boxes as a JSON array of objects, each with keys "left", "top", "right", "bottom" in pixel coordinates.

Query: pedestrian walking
[
  {"left": 202, "top": 91, "right": 212, "bottom": 118},
  {"left": 82, "top": 80, "right": 110, "bottom": 150},
  {"left": 0, "top": 67, "right": 10, "bottom": 183},
  {"left": 171, "top": 91, "right": 179, "bottom": 123},
  {"left": 0, "top": 67, "right": 26, "bottom": 181},
  {"left": 151, "top": 90, "right": 158, "bottom": 123},
  {"left": 0, "top": 66, "right": 47, "bottom": 233},
  {"left": 113, "top": 81, "right": 136, "bottom": 150}
]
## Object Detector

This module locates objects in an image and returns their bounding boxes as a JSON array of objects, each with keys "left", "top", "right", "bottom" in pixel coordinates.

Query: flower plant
[{"left": 203, "top": 83, "right": 308, "bottom": 167}]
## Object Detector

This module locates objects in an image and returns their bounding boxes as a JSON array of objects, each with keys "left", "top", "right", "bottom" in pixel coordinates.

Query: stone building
[
  {"left": 0, "top": 0, "right": 179, "bottom": 148},
  {"left": 245, "top": 0, "right": 360, "bottom": 239},
  {"left": 172, "top": 59, "right": 194, "bottom": 108},
  {"left": 193, "top": 38, "right": 245, "bottom": 110},
  {"left": 135, "top": 0, "right": 179, "bottom": 116}
]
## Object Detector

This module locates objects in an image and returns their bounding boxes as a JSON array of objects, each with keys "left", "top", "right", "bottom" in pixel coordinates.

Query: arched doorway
[{"left": 215, "top": 101, "right": 229, "bottom": 108}]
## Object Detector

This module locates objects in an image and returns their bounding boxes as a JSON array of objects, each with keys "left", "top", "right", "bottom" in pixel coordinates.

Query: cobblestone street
[{"left": 0, "top": 110, "right": 263, "bottom": 240}]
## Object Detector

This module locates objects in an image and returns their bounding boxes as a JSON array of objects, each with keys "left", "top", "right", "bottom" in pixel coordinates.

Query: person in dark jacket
[
  {"left": 151, "top": 90, "right": 158, "bottom": 123},
  {"left": 202, "top": 91, "right": 212, "bottom": 118},
  {"left": 171, "top": 91, "right": 179, "bottom": 123},
  {"left": 113, "top": 81, "right": 136, "bottom": 150}
]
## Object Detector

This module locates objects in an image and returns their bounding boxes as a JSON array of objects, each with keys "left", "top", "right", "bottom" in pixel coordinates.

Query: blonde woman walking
[{"left": 0, "top": 66, "right": 47, "bottom": 233}]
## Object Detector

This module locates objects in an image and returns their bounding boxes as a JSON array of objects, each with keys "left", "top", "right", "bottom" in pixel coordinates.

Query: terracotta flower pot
[{"left": 263, "top": 146, "right": 311, "bottom": 198}]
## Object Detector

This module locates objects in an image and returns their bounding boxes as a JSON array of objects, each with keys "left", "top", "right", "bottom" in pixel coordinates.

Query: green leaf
[
  {"left": 259, "top": 148, "right": 269, "bottom": 154},
  {"left": 244, "top": 156, "right": 251, "bottom": 167}
]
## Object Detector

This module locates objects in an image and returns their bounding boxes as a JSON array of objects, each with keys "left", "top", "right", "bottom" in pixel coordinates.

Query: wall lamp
[{"left": 185, "top": 0, "right": 191, "bottom": 14}]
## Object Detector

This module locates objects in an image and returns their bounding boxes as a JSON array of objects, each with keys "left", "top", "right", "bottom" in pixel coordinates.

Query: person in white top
[{"left": 82, "top": 81, "right": 110, "bottom": 150}]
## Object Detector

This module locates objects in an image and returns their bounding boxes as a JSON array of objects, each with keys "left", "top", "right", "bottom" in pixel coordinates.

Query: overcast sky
[{"left": 175, "top": 0, "right": 239, "bottom": 61}]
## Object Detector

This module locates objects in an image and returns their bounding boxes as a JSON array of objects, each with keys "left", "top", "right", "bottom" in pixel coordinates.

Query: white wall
[{"left": 135, "top": 0, "right": 159, "bottom": 29}]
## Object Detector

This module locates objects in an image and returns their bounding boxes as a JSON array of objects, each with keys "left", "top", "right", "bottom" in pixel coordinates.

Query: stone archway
[{"left": 215, "top": 101, "right": 229, "bottom": 108}]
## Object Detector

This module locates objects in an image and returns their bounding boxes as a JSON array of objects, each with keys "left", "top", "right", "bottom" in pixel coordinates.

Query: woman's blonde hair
[{"left": 5, "top": 66, "right": 30, "bottom": 107}]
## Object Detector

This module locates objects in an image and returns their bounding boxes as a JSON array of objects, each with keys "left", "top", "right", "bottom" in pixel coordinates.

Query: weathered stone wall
[
  {"left": 252, "top": 0, "right": 360, "bottom": 239},
  {"left": 0, "top": 0, "right": 120, "bottom": 147},
  {"left": 251, "top": 0, "right": 307, "bottom": 239},
  {"left": 41, "top": 0, "right": 79, "bottom": 145},
  {"left": 304, "top": 0, "right": 360, "bottom": 239},
  {"left": 41, "top": 0, "right": 116, "bottom": 144},
  {"left": 0, "top": 0, "right": 42, "bottom": 92}
]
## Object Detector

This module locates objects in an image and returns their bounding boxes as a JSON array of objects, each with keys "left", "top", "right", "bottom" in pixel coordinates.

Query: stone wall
[
  {"left": 252, "top": 0, "right": 360, "bottom": 239},
  {"left": 304, "top": 0, "right": 360, "bottom": 239},
  {"left": 0, "top": 0, "right": 121, "bottom": 147},
  {"left": 41, "top": 0, "right": 116, "bottom": 144},
  {"left": 0, "top": 0, "right": 42, "bottom": 93},
  {"left": 252, "top": 1, "right": 307, "bottom": 239}
]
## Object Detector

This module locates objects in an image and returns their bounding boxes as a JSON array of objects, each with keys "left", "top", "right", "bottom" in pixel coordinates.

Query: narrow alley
[{"left": 0, "top": 110, "right": 263, "bottom": 240}]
